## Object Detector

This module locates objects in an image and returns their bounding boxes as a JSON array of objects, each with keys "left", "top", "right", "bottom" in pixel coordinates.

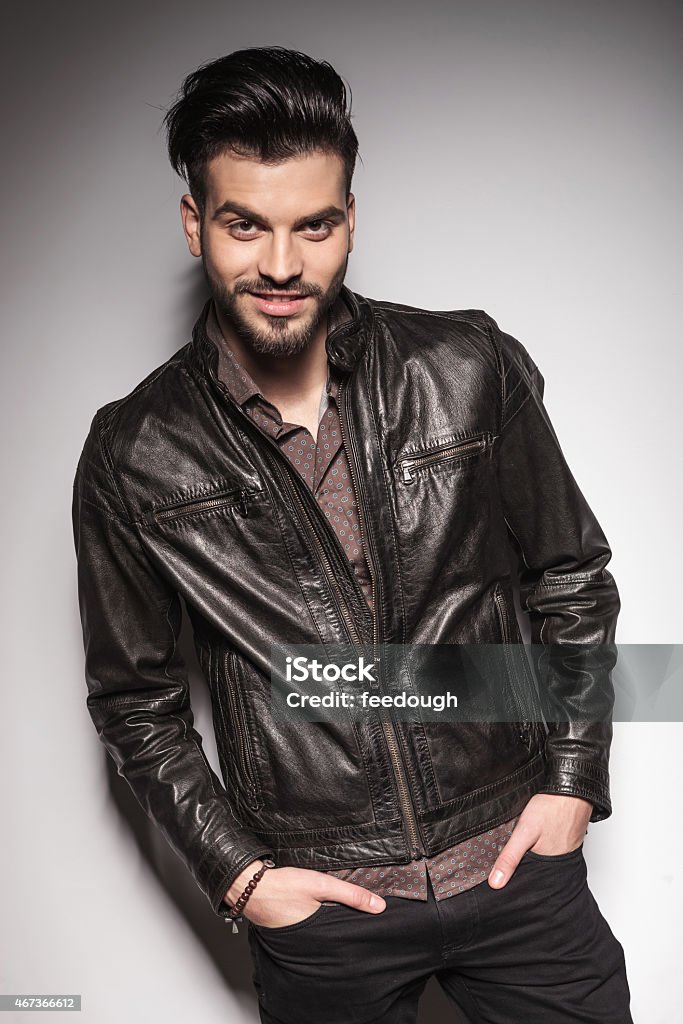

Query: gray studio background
[{"left": 2, "top": 1, "right": 681, "bottom": 1021}]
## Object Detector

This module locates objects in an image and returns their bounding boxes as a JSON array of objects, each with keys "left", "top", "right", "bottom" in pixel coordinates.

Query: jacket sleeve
[
  {"left": 487, "top": 315, "right": 621, "bottom": 822},
  {"left": 71, "top": 413, "right": 275, "bottom": 918}
]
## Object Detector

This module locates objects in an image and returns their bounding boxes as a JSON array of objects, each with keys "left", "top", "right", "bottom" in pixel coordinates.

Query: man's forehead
[{"left": 204, "top": 149, "right": 347, "bottom": 213}]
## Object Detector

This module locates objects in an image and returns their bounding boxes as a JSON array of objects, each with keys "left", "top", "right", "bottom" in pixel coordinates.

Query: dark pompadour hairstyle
[{"left": 163, "top": 46, "right": 359, "bottom": 215}]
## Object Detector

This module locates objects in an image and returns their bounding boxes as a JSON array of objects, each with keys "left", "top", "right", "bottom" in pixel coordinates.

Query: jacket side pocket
[
  {"left": 217, "top": 652, "right": 263, "bottom": 812},
  {"left": 493, "top": 582, "right": 535, "bottom": 750}
]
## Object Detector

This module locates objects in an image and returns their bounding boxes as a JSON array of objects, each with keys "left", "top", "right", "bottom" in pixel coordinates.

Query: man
[{"left": 72, "top": 46, "right": 632, "bottom": 1023}]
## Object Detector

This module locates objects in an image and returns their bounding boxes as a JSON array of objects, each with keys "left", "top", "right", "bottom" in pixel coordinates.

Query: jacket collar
[{"left": 186, "top": 283, "right": 372, "bottom": 382}]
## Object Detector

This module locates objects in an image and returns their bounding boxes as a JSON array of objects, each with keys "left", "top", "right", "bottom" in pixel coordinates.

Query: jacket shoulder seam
[{"left": 484, "top": 314, "right": 536, "bottom": 432}]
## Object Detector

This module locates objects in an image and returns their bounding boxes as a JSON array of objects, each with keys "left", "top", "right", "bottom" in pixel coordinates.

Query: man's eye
[
  {"left": 229, "top": 220, "right": 259, "bottom": 235},
  {"left": 304, "top": 220, "right": 332, "bottom": 237}
]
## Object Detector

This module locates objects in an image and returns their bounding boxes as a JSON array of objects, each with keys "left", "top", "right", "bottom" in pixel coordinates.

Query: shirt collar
[{"left": 205, "top": 302, "right": 264, "bottom": 406}]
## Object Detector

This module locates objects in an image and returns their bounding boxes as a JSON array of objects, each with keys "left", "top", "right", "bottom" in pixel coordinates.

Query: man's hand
[
  {"left": 488, "top": 794, "right": 593, "bottom": 889},
  {"left": 224, "top": 861, "right": 387, "bottom": 928}
]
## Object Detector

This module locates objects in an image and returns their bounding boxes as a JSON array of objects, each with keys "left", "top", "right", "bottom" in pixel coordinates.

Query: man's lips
[{"left": 248, "top": 292, "right": 309, "bottom": 316}]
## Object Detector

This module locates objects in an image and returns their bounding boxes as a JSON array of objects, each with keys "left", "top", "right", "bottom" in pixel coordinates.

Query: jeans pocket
[
  {"left": 250, "top": 902, "right": 333, "bottom": 935},
  {"left": 522, "top": 842, "right": 584, "bottom": 862}
]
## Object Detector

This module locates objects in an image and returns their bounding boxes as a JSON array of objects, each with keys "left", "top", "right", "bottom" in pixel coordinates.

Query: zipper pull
[
  {"left": 401, "top": 461, "right": 416, "bottom": 484},
  {"left": 236, "top": 491, "right": 249, "bottom": 518}
]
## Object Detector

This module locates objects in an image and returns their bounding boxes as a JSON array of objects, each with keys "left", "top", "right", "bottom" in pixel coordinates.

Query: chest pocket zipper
[
  {"left": 218, "top": 652, "right": 263, "bottom": 811},
  {"left": 398, "top": 435, "right": 488, "bottom": 484},
  {"left": 154, "top": 488, "right": 253, "bottom": 523}
]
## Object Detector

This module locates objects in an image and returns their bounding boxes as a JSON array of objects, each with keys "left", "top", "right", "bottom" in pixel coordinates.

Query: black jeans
[{"left": 246, "top": 845, "right": 633, "bottom": 1023}]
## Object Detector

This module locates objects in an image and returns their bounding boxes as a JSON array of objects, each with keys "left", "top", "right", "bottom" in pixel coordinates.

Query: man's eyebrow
[{"left": 211, "top": 201, "right": 347, "bottom": 228}]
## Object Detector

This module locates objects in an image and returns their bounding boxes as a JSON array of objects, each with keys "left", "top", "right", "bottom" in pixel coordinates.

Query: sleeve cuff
[
  {"left": 208, "top": 846, "right": 277, "bottom": 920},
  {"left": 538, "top": 755, "right": 612, "bottom": 823}
]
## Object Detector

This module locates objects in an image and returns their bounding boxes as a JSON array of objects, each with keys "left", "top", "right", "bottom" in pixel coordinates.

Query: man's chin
[
  {"left": 232, "top": 302, "right": 324, "bottom": 357},
  {"left": 237, "top": 323, "right": 315, "bottom": 357}
]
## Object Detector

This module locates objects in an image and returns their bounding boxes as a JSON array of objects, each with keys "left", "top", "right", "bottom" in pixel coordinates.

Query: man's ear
[
  {"left": 180, "top": 194, "right": 202, "bottom": 257},
  {"left": 347, "top": 192, "right": 355, "bottom": 254}
]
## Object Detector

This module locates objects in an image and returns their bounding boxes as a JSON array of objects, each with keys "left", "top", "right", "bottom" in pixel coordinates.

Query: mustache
[{"left": 234, "top": 280, "right": 324, "bottom": 298}]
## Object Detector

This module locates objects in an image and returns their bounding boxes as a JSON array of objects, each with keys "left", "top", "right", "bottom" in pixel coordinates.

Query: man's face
[{"left": 181, "top": 149, "right": 355, "bottom": 357}]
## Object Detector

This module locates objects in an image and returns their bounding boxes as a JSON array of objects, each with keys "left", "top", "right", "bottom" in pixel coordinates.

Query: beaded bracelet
[{"left": 227, "top": 858, "right": 276, "bottom": 933}]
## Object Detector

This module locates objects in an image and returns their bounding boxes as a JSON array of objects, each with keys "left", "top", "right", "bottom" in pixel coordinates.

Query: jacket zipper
[
  {"left": 155, "top": 489, "right": 251, "bottom": 522},
  {"left": 275, "top": 463, "right": 364, "bottom": 644},
  {"left": 493, "top": 586, "right": 531, "bottom": 745},
  {"left": 338, "top": 378, "right": 423, "bottom": 860},
  {"left": 223, "top": 652, "right": 261, "bottom": 807},
  {"left": 399, "top": 436, "right": 487, "bottom": 484}
]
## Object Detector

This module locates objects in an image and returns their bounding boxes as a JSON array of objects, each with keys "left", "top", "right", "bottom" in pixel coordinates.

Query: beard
[{"left": 204, "top": 255, "right": 349, "bottom": 358}]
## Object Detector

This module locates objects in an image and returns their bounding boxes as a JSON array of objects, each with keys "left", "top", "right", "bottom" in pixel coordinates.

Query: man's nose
[{"left": 257, "top": 232, "right": 304, "bottom": 285}]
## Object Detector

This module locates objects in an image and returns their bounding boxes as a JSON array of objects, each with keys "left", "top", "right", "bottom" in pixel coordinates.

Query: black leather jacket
[{"left": 72, "top": 286, "right": 620, "bottom": 920}]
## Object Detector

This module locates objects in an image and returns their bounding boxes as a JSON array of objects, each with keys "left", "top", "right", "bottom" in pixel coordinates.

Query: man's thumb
[
  {"left": 488, "top": 841, "right": 527, "bottom": 889},
  {"left": 336, "top": 881, "right": 386, "bottom": 913}
]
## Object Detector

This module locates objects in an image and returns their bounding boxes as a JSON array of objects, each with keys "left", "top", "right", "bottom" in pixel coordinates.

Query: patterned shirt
[{"left": 205, "top": 299, "right": 518, "bottom": 901}]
